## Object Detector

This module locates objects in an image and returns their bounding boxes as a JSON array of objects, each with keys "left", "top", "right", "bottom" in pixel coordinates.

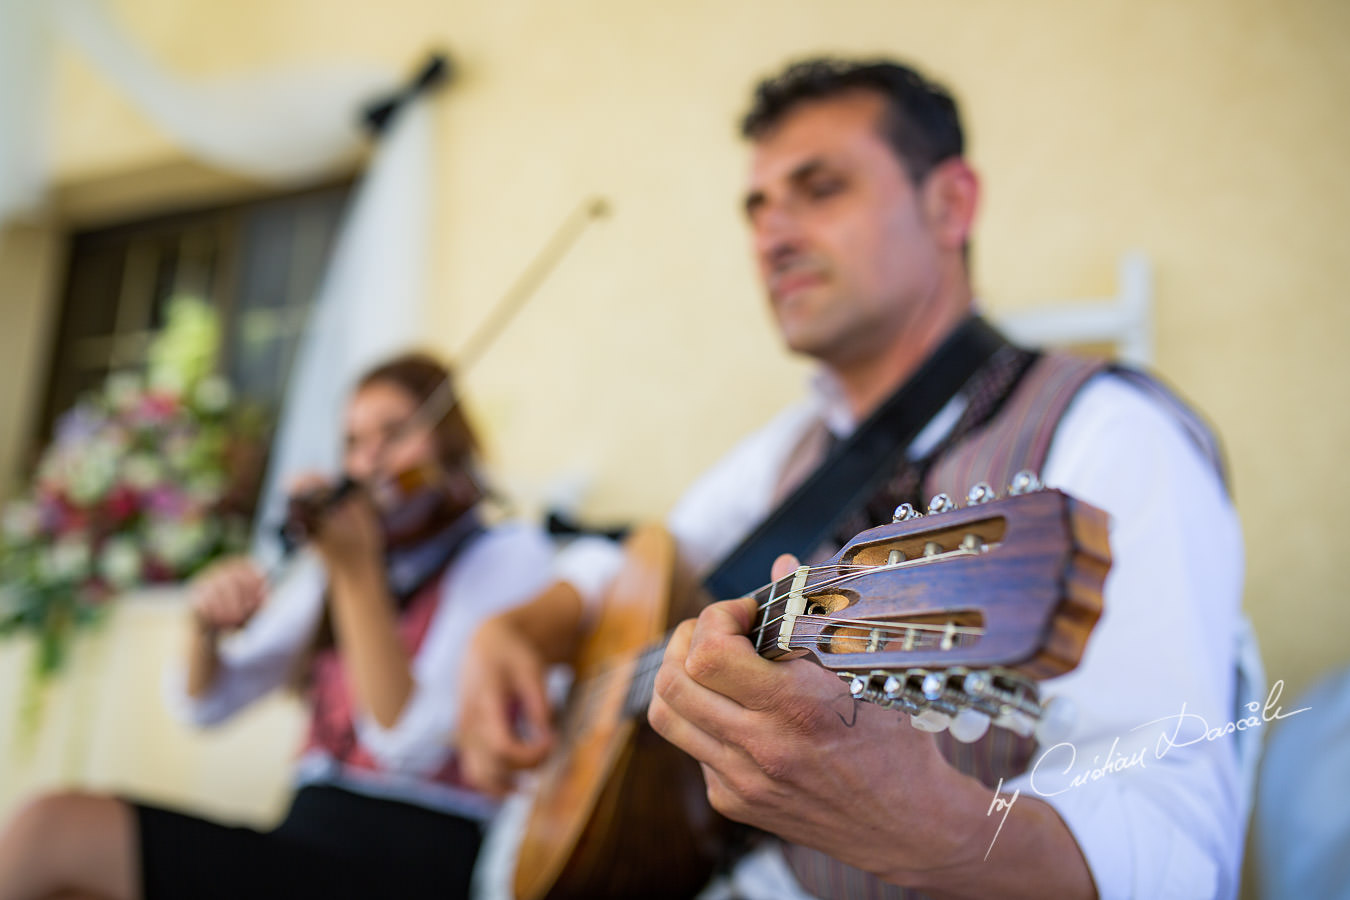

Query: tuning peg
[
  {"left": 949, "top": 708, "right": 992, "bottom": 743},
  {"left": 848, "top": 674, "right": 870, "bottom": 697},
  {"left": 993, "top": 708, "right": 1037, "bottom": 738},
  {"left": 1033, "top": 695, "right": 1077, "bottom": 745},
  {"left": 1008, "top": 471, "right": 1043, "bottom": 495},
  {"left": 921, "top": 671, "right": 945, "bottom": 700},
  {"left": 910, "top": 709, "right": 951, "bottom": 733},
  {"left": 891, "top": 502, "right": 922, "bottom": 523},
  {"left": 880, "top": 674, "right": 922, "bottom": 714},
  {"left": 962, "top": 671, "right": 991, "bottom": 696},
  {"left": 966, "top": 482, "right": 995, "bottom": 505},
  {"left": 927, "top": 493, "right": 955, "bottom": 514}
]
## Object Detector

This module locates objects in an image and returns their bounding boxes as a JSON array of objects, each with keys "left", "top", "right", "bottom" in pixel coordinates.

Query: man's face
[{"left": 743, "top": 91, "right": 946, "bottom": 368}]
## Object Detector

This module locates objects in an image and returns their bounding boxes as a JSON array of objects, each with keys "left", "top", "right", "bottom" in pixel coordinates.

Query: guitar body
[{"left": 513, "top": 525, "right": 724, "bottom": 900}]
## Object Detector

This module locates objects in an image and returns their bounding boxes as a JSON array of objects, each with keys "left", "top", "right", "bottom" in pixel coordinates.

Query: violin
[
  {"left": 277, "top": 460, "right": 484, "bottom": 554},
  {"left": 271, "top": 195, "right": 609, "bottom": 560}
]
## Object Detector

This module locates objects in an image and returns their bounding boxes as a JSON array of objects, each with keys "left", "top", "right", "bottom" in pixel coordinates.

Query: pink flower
[
  {"left": 145, "top": 485, "right": 189, "bottom": 518},
  {"left": 133, "top": 392, "right": 181, "bottom": 427},
  {"left": 102, "top": 485, "right": 139, "bottom": 525}
]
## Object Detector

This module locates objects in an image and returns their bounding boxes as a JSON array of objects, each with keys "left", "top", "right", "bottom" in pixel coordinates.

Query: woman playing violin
[{"left": 0, "top": 352, "right": 555, "bottom": 900}]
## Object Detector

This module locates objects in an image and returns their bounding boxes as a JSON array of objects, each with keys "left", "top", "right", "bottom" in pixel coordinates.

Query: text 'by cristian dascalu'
[{"left": 982, "top": 679, "right": 1308, "bottom": 860}]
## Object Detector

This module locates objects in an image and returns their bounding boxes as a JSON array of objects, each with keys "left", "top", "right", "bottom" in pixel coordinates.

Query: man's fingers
[
  {"left": 647, "top": 687, "right": 729, "bottom": 767},
  {"left": 505, "top": 662, "right": 556, "bottom": 761},
  {"left": 681, "top": 597, "right": 783, "bottom": 706},
  {"left": 465, "top": 648, "right": 556, "bottom": 773},
  {"left": 652, "top": 614, "right": 770, "bottom": 757},
  {"left": 461, "top": 747, "right": 515, "bottom": 798},
  {"left": 770, "top": 552, "right": 800, "bottom": 582}
]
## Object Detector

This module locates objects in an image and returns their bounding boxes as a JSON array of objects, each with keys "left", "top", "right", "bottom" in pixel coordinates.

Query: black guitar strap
[{"left": 701, "top": 316, "right": 1010, "bottom": 600}]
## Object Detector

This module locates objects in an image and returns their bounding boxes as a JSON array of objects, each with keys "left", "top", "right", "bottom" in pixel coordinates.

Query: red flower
[{"left": 103, "top": 485, "right": 139, "bottom": 525}]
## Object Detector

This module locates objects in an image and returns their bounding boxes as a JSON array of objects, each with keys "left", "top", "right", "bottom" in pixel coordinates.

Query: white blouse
[{"left": 165, "top": 521, "right": 555, "bottom": 819}]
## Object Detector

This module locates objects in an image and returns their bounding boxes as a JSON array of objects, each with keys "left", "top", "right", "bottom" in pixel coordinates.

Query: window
[{"left": 40, "top": 182, "right": 351, "bottom": 440}]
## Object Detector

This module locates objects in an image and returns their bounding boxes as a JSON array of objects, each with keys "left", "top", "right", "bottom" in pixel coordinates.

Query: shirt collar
[
  {"left": 806, "top": 363, "right": 971, "bottom": 461},
  {"left": 807, "top": 367, "right": 857, "bottom": 439}
]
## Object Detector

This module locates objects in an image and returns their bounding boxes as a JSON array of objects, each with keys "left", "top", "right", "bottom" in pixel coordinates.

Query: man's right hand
[
  {"left": 457, "top": 614, "right": 558, "bottom": 797},
  {"left": 189, "top": 557, "right": 265, "bottom": 634}
]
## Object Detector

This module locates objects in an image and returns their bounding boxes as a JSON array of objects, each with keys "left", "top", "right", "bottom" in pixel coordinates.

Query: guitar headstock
[{"left": 750, "top": 473, "right": 1109, "bottom": 737}]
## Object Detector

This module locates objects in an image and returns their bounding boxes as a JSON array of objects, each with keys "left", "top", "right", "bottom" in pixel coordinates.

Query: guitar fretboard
[{"left": 621, "top": 642, "right": 671, "bottom": 719}]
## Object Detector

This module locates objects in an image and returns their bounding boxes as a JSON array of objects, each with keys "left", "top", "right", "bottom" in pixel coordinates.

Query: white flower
[
  {"left": 147, "top": 297, "right": 220, "bottom": 393},
  {"left": 40, "top": 535, "right": 93, "bottom": 583},
  {"left": 193, "top": 375, "right": 231, "bottom": 414},
  {"left": 98, "top": 537, "right": 143, "bottom": 589},
  {"left": 122, "top": 454, "right": 164, "bottom": 491},
  {"left": 2, "top": 501, "right": 41, "bottom": 542},
  {"left": 147, "top": 366, "right": 186, "bottom": 396},
  {"left": 146, "top": 518, "right": 214, "bottom": 571},
  {"left": 66, "top": 448, "right": 118, "bottom": 506},
  {"left": 187, "top": 471, "right": 226, "bottom": 505},
  {"left": 104, "top": 372, "right": 143, "bottom": 412},
  {"left": 163, "top": 433, "right": 194, "bottom": 470}
]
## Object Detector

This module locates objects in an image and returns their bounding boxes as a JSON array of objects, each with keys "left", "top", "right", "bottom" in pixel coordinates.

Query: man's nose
[{"left": 753, "top": 207, "right": 805, "bottom": 269}]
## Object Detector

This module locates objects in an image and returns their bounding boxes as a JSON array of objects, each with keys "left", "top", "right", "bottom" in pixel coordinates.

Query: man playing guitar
[{"left": 459, "top": 57, "right": 1244, "bottom": 899}]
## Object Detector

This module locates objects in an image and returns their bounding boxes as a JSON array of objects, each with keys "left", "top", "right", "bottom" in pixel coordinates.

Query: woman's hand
[
  {"left": 189, "top": 557, "right": 265, "bottom": 635},
  {"left": 289, "top": 473, "right": 383, "bottom": 579}
]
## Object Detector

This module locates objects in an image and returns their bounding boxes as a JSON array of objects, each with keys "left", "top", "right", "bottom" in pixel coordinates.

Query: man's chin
[{"left": 777, "top": 327, "right": 834, "bottom": 360}]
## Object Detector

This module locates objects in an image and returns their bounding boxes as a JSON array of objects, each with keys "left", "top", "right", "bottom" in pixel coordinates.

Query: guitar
[{"left": 510, "top": 476, "right": 1109, "bottom": 900}]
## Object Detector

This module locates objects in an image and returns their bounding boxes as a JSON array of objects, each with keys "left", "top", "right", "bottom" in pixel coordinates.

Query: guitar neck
[
  {"left": 620, "top": 641, "right": 671, "bottom": 719},
  {"left": 619, "top": 576, "right": 805, "bottom": 720}
]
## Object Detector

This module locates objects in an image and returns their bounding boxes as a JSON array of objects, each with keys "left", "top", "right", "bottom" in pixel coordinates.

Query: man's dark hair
[{"left": 741, "top": 57, "right": 965, "bottom": 183}]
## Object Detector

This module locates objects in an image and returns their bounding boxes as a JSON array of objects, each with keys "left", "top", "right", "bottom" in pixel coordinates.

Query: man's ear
[{"left": 922, "top": 158, "right": 979, "bottom": 252}]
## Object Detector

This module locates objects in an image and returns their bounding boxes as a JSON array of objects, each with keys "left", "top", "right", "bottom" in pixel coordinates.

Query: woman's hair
[{"left": 355, "top": 351, "right": 479, "bottom": 470}]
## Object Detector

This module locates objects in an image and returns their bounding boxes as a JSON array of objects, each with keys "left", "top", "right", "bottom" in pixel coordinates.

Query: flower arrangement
[{"left": 0, "top": 297, "right": 258, "bottom": 678}]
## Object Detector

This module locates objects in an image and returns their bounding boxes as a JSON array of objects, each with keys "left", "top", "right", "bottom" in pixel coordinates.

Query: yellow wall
[
  {"left": 3, "top": 0, "right": 1348, "bottom": 867},
  {"left": 0, "top": 223, "right": 63, "bottom": 507}
]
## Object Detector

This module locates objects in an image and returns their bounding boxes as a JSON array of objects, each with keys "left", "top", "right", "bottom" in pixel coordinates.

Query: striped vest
[
  {"left": 303, "top": 574, "right": 471, "bottom": 793},
  {"left": 782, "top": 349, "right": 1224, "bottom": 899}
]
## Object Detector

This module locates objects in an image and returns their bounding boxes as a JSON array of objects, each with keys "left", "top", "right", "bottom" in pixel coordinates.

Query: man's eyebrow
[
  {"left": 743, "top": 157, "right": 829, "bottom": 217},
  {"left": 742, "top": 188, "right": 766, "bottom": 218},
  {"left": 787, "top": 157, "right": 827, "bottom": 186}
]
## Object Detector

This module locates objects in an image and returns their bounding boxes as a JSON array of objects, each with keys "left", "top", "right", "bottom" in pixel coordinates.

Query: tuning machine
[
  {"left": 891, "top": 502, "right": 922, "bottom": 523},
  {"left": 960, "top": 668, "right": 1044, "bottom": 737},
  {"left": 926, "top": 493, "right": 955, "bottom": 515},
  {"left": 839, "top": 666, "right": 1050, "bottom": 742},
  {"left": 965, "top": 481, "right": 996, "bottom": 505},
  {"left": 1008, "top": 470, "right": 1043, "bottom": 495}
]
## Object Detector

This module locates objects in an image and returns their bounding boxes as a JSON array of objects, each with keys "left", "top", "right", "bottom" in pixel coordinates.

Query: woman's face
[{"left": 343, "top": 380, "right": 439, "bottom": 485}]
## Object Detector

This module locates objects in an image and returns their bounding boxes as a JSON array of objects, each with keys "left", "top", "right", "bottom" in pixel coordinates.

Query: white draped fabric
[
  {"left": 48, "top": 0, "right": 396, "bottom": 184},
  {"left": 0, "top": 0, "right": 52, "bottom": 229},
  {"left": 251, "top": 99, "right": 437, "bottom": 565}
]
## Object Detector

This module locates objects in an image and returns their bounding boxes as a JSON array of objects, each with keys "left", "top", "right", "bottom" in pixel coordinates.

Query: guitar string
[
  {"left": 752, "top": 611, "right": 984, "bottom": 637},
  {"left": 746, "top": 545, "right": 986, "bottom": 618},
  {"left": 570, "top": 556, "right": 992, "bottom": 700}
]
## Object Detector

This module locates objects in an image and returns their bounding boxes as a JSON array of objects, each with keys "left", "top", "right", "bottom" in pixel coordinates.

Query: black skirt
[{"left": 134, "top": 784, "right": 483, "bottom": 899}]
